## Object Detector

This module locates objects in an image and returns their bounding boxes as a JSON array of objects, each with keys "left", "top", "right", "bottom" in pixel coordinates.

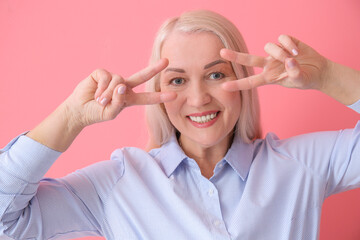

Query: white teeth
[{"left": 189, "top": 112, "right": 218, "bottom": 123}]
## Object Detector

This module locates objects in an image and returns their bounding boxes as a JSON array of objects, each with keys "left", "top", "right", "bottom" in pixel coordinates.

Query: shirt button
[
  {"left": 169, "top": 175, "right": 175, "bottom": 180},
  {"left": 213, "top": 219, "right": 222, "bottom": 227},
  {"left": 218, "top": 162, "right": 224, "bottom": 168},
  {"left": 208, "top": 188, "right": 214, "bottom": 197}
]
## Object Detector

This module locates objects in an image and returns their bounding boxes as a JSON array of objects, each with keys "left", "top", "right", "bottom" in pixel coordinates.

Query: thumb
[{"left": 285, "top": 58, "right": 301, "bottom": 79}]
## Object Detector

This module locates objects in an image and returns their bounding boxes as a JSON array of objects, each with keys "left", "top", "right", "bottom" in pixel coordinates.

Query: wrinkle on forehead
[{"left": 160, "top": 31, "right": 225, "bottom": 68}]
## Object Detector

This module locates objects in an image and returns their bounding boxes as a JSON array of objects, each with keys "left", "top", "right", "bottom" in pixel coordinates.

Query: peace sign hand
[
  {"left": 66, "top": 59, "right": 176, "bottom": 127},
  {"left": 220, "top": 35, "right": 327, "bottom": 91}
]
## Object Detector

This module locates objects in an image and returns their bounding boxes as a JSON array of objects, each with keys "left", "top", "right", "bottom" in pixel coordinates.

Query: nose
[{"left": 186, "top": 81, "right": 211, "bottom": 107}]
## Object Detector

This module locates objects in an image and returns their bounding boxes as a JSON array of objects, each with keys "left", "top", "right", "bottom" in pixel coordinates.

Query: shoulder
[
  {"left": 260, "top": 130, "right": 341, "bottom": 152},
  {"left": 68, "top": 147, "right": 151, "bottom": 188},
  {"left": 110, "top": 146, "right": 161, "bottom": 165},
  {"left": 257, "top": 130, "right": 342, "bottom": 157},
  {"left": 253, "top": 129, "right": 347, "bottom": 173},
  {"left": 110, "top": 146, "right": 164, "bottom": 175}
]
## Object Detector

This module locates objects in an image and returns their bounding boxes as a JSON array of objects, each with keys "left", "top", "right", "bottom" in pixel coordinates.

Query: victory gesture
[
  {"left": 220, "top": 34, "right": 327, "bottom": 91},
  {"left": 27, "top": 59, "right": 176, "bottom": 152},
  {"left": 66, "top": 59, "right": 177, "bottom": 127}
]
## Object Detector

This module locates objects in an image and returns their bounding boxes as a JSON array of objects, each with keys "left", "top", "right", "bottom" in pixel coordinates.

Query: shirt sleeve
[
  {"left": 268, "top": 120, "right": 360, "bottom": 199},
  {"left": 322, "top": 100, "right": 360, "bottom": 195},
  {"left": 265, "top": 99, "right": 360, "bottom": 198},
  {"left": 325, "top": 121, "right": 360, "bottom": 196},
  {"left": 0, "top": 134, "right": 105, "bottom": 239},
  {"left": 348, "top": 98, "right": 360, "bottom": 113}
]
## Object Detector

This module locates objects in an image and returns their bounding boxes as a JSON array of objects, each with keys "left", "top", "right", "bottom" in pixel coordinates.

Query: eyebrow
[
  {"left": 204, "top": 59, "right": 227, "bottom": 69},
  {"left": 165, "top": 68, "right": 185, "bottom": 73},
  {"left": 164, "top": 59, "right": 227, "bottom": 73}
]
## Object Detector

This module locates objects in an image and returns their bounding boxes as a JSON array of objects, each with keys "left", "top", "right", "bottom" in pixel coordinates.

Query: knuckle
[
  {"left": 112, "top": 74, "right": 124, "bottom": 83},
  {"left": 96, "top": 69, "right": 112, "bottom": 83},
  {"left": 91, "top": 68, "right": 101, "bottom": 76},
  {"left": 94, "top": 68, "right": 108, "bottom": 76}
]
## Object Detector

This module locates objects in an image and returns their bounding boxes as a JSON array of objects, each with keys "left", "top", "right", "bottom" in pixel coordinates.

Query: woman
[{"left": 1, "top": 10, "right": 359, "bottom": 240}]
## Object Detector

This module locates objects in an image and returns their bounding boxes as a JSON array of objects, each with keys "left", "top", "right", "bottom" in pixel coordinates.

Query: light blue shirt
[{"left": 0, "top": 103, "right": 360, "bottom": 240}]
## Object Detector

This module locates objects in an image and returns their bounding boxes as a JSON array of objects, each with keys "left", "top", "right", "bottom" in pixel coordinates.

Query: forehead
[{"left": 161, "top": 31, "right": 224, "bottom": 66}]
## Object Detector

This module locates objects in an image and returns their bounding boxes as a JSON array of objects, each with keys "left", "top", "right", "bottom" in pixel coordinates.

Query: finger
[
  {"left": 91, "top": 69, "right": 112, "bottom": 101},
  {"left": 278, "top": 34, "right": 299, "bottom": 56},
  {"left": 264, "top": 42, "right": 290, "bottom": 63},
  {"left": 103, "top": 84, "right": 127, "bottom": 120},
  {"left": 127, "top": 91, "right": 177, "bottom": 106},
  {"left": 98, "top": 74, "right": 124, "bottom": 106},
  {"left": 220, "top": 49, "right": 266, "bottom": 67},
  {"left": 221, "top": 75, "right": 268, "bottom": 91},
  {"left": 127, "top": 58, "right": 169, "bottom": 88}
]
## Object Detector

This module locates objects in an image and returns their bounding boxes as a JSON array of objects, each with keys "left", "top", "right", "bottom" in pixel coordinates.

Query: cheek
[
  {"left": 219, "top": 90, "right": 241, "bottom": 109},
  {"left": 163, "top": 90, "right": 186, "bottom": 113},
  {"left": 221, "top": 91, "right": 241, "bottom": 121},
  {"left": 231, "top": 92, "right": 241, "bottom": 107},
  {"left": 163, "top": 101, "right": 183, "bottom": 130},
  {"left": 163, "top": 101, "right": 180, "bottom": 118}
]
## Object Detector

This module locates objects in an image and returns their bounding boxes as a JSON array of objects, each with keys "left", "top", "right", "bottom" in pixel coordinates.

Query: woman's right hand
[
  {"left": 26, "top": 59, "right": 176, "bottom": 152},
  {"left": 65, "top": 58, "right": 176, "bottom": 128}
]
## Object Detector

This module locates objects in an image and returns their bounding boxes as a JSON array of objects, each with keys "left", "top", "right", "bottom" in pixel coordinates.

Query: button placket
[
  {"left": 191, "top": 163, "right": 230, "bottom": 239},
  {"left": 208, "top": 188, "right": 215, "bottom": 197},
  {"left": 213, "top": 219, "right": 222, "bottom": 228}
]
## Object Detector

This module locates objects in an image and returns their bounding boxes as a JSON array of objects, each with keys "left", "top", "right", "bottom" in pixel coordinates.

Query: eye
[
  {"left": 209, "top": 72, "right": 225, "bottom": 80},
  {"left": 170, "top": 78, "right": 185, "bottom": 85}
]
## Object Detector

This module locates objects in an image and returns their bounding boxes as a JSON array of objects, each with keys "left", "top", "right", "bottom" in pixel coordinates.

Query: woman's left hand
[{"left": 220, "top": 34, "right": 328, "bottom": 91}]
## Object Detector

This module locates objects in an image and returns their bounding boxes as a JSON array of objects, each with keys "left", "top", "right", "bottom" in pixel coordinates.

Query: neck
[{"left": 178, "top": 132, "right": 233, "bottom": 179}]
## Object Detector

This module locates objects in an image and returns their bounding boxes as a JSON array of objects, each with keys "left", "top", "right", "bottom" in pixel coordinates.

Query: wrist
[
  {"left": 61, "top": 98, "right": 86, "bottom": 132},
  {"left": 318, "top": 59, "right": 360, "bottom": 105},
  {"left": 315, "top": 56, "right": 332, "bottom": 92},
  {"left": 27, "top": 100, "right": 85, "bottom": 152}
]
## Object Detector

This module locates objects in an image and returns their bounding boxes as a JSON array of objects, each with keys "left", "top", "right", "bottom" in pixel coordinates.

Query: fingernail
[
  {"left": 96, "top": 97, "right": 100, "bottom": 102},
  {"left": 292, "top": 49, "right": 298, "bottom": 56},
  {"left": 118, "top": 85, "right": 126, "bottom": 94},
  {"left": 100, "top": 98, "right": 107, "bottom": 106}
]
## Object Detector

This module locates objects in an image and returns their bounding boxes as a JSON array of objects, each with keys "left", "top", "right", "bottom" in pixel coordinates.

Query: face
[{"left": 160, "top": 31, "right": 241, "bottom": 149}]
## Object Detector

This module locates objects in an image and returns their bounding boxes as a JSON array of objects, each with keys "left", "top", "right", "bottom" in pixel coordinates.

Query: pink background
[{"left": 1, "top": 0, "right": 359, "bottom": 239}]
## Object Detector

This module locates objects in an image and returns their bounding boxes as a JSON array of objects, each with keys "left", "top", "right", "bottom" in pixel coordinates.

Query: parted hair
[{"left": 145, "top": 10, "right": 262, "bottom": 146}]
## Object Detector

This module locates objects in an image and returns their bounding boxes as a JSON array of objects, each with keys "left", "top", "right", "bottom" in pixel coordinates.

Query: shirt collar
[
  {"left": 152, "top": 132, "right": 255, "bottom": 180},
  {"left": 224, "top": 133, "right": 255, "bottom": 181},
  {"left": 153, "top": 133, "right": 188, "bottom": 177}
]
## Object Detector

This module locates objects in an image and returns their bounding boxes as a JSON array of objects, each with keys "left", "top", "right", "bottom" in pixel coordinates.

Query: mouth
[{"left": 186, "top": 111, "right": 220, "bottom": 127}]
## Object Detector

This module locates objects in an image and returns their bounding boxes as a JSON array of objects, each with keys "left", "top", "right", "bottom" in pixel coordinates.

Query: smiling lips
[{"left": 187, "top": 111, "right": 220, "bottom": 128}]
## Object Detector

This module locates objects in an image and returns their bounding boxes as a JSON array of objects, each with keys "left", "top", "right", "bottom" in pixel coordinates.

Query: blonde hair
[{"left": 145, "top": 10, "right": 261, "bottom": 147}]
